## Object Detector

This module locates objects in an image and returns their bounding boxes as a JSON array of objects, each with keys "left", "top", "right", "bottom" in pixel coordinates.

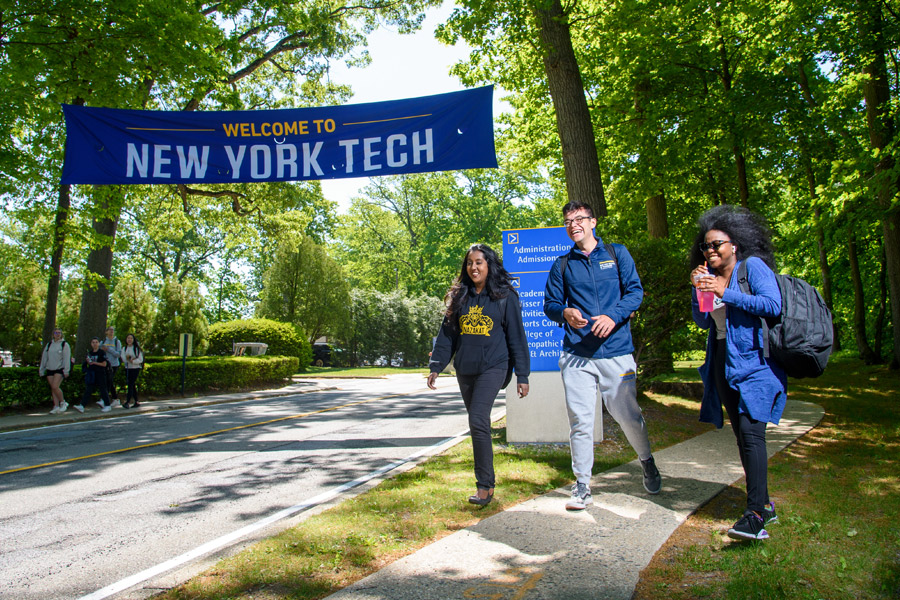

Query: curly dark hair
[
  {"left": 445, "top": 243, "right": 518, "bottom": 319},
  {"left": 690, "top": 204, "right": 777, "bottom": 270}
]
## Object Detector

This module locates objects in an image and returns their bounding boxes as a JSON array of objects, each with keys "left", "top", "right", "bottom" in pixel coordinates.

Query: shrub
[
  {"left": 207, "top": 318, "right": 311, "bottom": 370},
  {"left": 0, "top": 355, "right": 299, "bottom": 409}
]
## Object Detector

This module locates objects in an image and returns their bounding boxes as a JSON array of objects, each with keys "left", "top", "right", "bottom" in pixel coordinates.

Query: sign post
[
  {"left": 179, "top": 333, "right": 193, "bottom": 396},
  {"left": 502, "top": 227, "right": 603, "bottom": 443}
]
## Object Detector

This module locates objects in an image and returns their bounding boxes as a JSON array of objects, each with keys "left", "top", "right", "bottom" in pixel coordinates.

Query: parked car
[{"left": 311, "top": 343, "right": 331, "bottom": 367}]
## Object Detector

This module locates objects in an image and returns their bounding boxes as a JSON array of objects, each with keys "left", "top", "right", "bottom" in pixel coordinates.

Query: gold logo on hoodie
[{"left": 459, "top": 305, "right": 493, "bottom": 336}]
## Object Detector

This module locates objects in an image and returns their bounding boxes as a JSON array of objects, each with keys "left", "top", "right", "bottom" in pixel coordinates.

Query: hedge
[
  {"left": 207, "top": 318, "right": 312, "bottom": 370},
  {"left": 0, "top": 355, "right": 299, "bottom": 410}
]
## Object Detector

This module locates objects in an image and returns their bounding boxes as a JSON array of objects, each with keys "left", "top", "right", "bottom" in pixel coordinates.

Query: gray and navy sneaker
[
  {"left": 565, "top": 482, "right": 592, "bottom": 511},
  {"left": 641, "top": 455, "right": 662, "bottom": 494},
  {"left": 727, "top": 512, "right": 769, "bottom": 541},
  {"left": 763, "top": 502, "right": 778, "bottom": 525}
]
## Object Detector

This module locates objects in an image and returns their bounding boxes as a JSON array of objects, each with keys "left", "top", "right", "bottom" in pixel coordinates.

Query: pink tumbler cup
[{"left": 694, "top": 275, "right": 715, "bottom": 312}]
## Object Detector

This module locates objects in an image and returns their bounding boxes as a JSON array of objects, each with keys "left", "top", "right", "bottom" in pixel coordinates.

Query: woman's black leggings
[
  {"left": 714, "top": 338, "right": 769, "bottom": 514},
  {"left": 456, "top": 365, "right": 507, "bottom": 491},
  {"left": 126, "top": 368, "right": 141, "bottom": 403}
]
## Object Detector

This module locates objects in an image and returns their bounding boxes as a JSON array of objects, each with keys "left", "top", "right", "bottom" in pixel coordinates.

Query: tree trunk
[
  {"left": 74, "top": 186, "right": 123, "bottom": 362},
  {"left": 848, "top": 234, "right": 878, "bottom": 362},
  {"left": 647, "top": 193, "right": 668, "bottom": 238},
  {"left": 533, "top": 0, "right": 607, "bottom": 217},
  {"left": 874, "top": 243, "right": 888, "bottom": 360},
  {"left": 859, "top": 0, "right": 900, "bottom": 368},
  {"left": 799, "top": 140, "right": 840, "bottom": 350},
  {"left": 42, "top": 183, "right": 71, "bottom": 345},
  {"left": 715, "top": 20, "right": 749, "bottom": 206}
]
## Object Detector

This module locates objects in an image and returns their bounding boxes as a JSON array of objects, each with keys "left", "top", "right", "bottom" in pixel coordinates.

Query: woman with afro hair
[
  {"left": 428, "top": 243, "right": 531, "bottom": 507},
  {"left": 690, "top": 205, "right": 786, "bottom": 541}
]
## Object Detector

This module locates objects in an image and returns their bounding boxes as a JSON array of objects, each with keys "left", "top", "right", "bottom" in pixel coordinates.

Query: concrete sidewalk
[
  {"left": 326, "top": 400, "right": 824, "bottom": 600},
  {"left": 0, "top": 377, "right": 337, "bottom": 433}
]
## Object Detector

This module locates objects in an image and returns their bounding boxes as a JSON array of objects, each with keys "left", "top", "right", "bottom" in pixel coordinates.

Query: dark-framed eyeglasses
[
  {"left": 563, "top": 215, "right": 592, "bottom": 228},
  {"left": 699, "top": 240, "right": 732, "bottom": 252}
]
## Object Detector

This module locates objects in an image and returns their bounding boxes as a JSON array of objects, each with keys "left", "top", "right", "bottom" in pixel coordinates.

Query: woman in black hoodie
[{"left": 427, "top": 243, "right": 530, "bottom": 506}]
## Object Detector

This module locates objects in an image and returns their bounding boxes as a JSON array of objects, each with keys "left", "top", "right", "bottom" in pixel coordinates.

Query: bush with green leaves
[
  {"left": 207, "top": 318, "right": 311, "bottom": 369},
  {"left": 0, "top": 355, "right": 298, "bottom": 409}
]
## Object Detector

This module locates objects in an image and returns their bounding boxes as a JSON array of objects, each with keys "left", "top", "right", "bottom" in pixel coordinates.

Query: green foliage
[
  {"left": 624, "top": 237, "right": 700, "bottom": 378},
  {"left": 335, "top": 170, "right": 550, "bottom": 297},
  {"left": 337, "top": 288, "right": 443, "bottom": 367},
  {"left": 147, "top": 278, "right": 209, "bottom": 356},
  {"left": 256, "top": 236, "right": 350, "bottom": 342},
  {"left": 207, "top": 318, "right": 312, "bottom": 368},
  {"left": 0, "top": 261, "right": 46, "bottom": 365},
  {"left": 110, "top": 276, "right": 157, "bottom": 344},
  {"left": 0, "top": 355, "right": 298, "bottom": 408}
]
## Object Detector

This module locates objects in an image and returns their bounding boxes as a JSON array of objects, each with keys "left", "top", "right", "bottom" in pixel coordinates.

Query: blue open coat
[{"left": 692, "top": 256, "right": 787, "bottom": 428}]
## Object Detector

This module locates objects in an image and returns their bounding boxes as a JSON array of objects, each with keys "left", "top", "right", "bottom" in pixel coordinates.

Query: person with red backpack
[{"left": 690, "top": 205, "right": 785, "bottom": 541}]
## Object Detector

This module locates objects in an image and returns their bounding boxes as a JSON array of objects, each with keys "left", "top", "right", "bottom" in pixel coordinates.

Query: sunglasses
[{"left": 699, "top": 240, "right": 732, "bottom": 252}]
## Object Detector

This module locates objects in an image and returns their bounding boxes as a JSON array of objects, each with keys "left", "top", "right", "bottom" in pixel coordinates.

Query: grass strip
[
  {"left": 155, "top": 378, "right": 707, "bottom": 599},
  {"left": 634, "top": 353, "right": 900, "bottom": 600}
]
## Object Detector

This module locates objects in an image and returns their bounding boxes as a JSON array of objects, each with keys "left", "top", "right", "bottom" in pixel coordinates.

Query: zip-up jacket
[
  {"left": 429, "top": 289, "right": 531, "bottom": 384},
  {"left": 543, "top": 238, "right": 643, "bottom": 359}
]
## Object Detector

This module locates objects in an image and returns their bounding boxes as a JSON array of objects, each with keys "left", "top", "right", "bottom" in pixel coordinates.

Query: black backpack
[{"left": 737, "top": 260, "right": 833, "bottom": 379}]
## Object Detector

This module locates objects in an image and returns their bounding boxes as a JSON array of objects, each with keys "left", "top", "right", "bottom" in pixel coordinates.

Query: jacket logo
[
  {"left": 598, "top": 260, "right": 615, "bottom": 270},
  {"left": 459, "top": 305, "right": 493, "bottom": 336}
]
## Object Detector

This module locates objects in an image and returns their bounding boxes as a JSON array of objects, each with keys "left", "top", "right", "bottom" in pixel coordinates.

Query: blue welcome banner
[{"left": 61, "top": 86, "right": 497, "bottom": 185}]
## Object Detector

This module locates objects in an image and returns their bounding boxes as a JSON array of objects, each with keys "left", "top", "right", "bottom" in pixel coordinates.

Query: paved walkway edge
[{"left": 325, "top": 400, "right": 824, "bottom": 600}]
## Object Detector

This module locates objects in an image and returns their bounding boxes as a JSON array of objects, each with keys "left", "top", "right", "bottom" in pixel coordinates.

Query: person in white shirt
[
  {"left": 122, "top": 333, "right": 144, "bottom": 409},
  {"left": 39, "top": 328, "right": 72, "bottom": 414}
]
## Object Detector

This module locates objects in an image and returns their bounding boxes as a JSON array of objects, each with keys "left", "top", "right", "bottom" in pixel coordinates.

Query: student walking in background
[
  {"left": 101, "top": 327, "right": 123, "bottom": 408},
  {"left": 39, "top": 328, "right": 71, "bottom": 414},
  {"left": 428, "top": 243, "right": 531, "bottom": 507},
  {"left": 122, "top": 333, "right": 144, "bottom": 409},
  {"left": 690, "top": 204, "right": 785, "bottom": 541},
  {"left": 77, "top": 337, "right": 111, "bottom": 413}
]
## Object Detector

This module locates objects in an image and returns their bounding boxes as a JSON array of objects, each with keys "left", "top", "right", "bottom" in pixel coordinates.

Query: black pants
[
  {"left": 106, "top": 365, "right": 119, "bottom": 400},
  {"left": 714, "top": 338, "right": 769, "bottom": 514},
  {"left": 83, "top": 379, "right": 110, "bottom": 407},
  {"left": 456, "top": 365, "right": 507, "bottom": 491},
  {"left": 125, "top": 368, "right": 141, "bottom": 404}
]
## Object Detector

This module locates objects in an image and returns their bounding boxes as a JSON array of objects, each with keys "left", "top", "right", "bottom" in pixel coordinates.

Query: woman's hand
[
  {"left": 517, "top": 383, "right": 529, "bottom": 398},
  {"left": 698, "top": 275, "right": 727, "bottom": 298},
  {"left": 690, "top": 265, "right": 710, "bottom": 288},
  {"left": 426, "top": 372, "right": 439, "bottom": 390}
]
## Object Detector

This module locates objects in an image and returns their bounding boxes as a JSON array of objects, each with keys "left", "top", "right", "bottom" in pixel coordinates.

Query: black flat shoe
[{"left": 468, "top": 492, "right": 493, "bottom": 506}]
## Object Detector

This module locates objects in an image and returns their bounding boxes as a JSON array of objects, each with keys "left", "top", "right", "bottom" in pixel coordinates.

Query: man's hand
[
  {"left": 517, "top": 383, "right": 529, "bottom": 398},
  {"left": 590, "top": 314, "right": 616, "bottom": 338},
  {"left": 563, "top": 307, "right": 589, "bottom": 329},
  {"left": 426, "top": 372, "right": 439, "bottom": 390}
]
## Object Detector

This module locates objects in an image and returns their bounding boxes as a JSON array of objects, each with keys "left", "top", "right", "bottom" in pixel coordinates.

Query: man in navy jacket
[{"left": 544, "top": 201, "right": 661, "bottom": 510}]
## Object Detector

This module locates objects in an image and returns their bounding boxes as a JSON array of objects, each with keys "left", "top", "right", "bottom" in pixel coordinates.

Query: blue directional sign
[{"left": 502, "top": 227, "right": 572, "bottom": 371}]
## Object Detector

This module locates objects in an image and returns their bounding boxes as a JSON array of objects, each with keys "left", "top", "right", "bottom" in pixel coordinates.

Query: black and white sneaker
[
  {"left": 727, "top": 512, "right": 769, "bottom": 541},
  {"left": 565, "top": 482, "right": 592, "bottom": 511},
  {"left": 641, "top": 455, "right": 662, "bottom": 494}
]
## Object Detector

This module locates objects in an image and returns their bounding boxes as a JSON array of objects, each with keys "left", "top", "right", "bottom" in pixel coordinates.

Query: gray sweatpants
[{"left": 559, "top": 352, "right": 652, "bottom": 484}]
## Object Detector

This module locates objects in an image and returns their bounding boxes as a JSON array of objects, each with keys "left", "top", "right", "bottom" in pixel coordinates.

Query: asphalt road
[{"left": 0, "top": 375, "right": 492, "bottom": 600}]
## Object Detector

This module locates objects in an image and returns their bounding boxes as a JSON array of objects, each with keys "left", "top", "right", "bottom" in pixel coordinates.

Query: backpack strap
[
  {"left": 737, "top": 260, "right": 770, "bottom": 358},
  {"left": 558, "top": 242, "right": 631, "bottom": 327}
]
